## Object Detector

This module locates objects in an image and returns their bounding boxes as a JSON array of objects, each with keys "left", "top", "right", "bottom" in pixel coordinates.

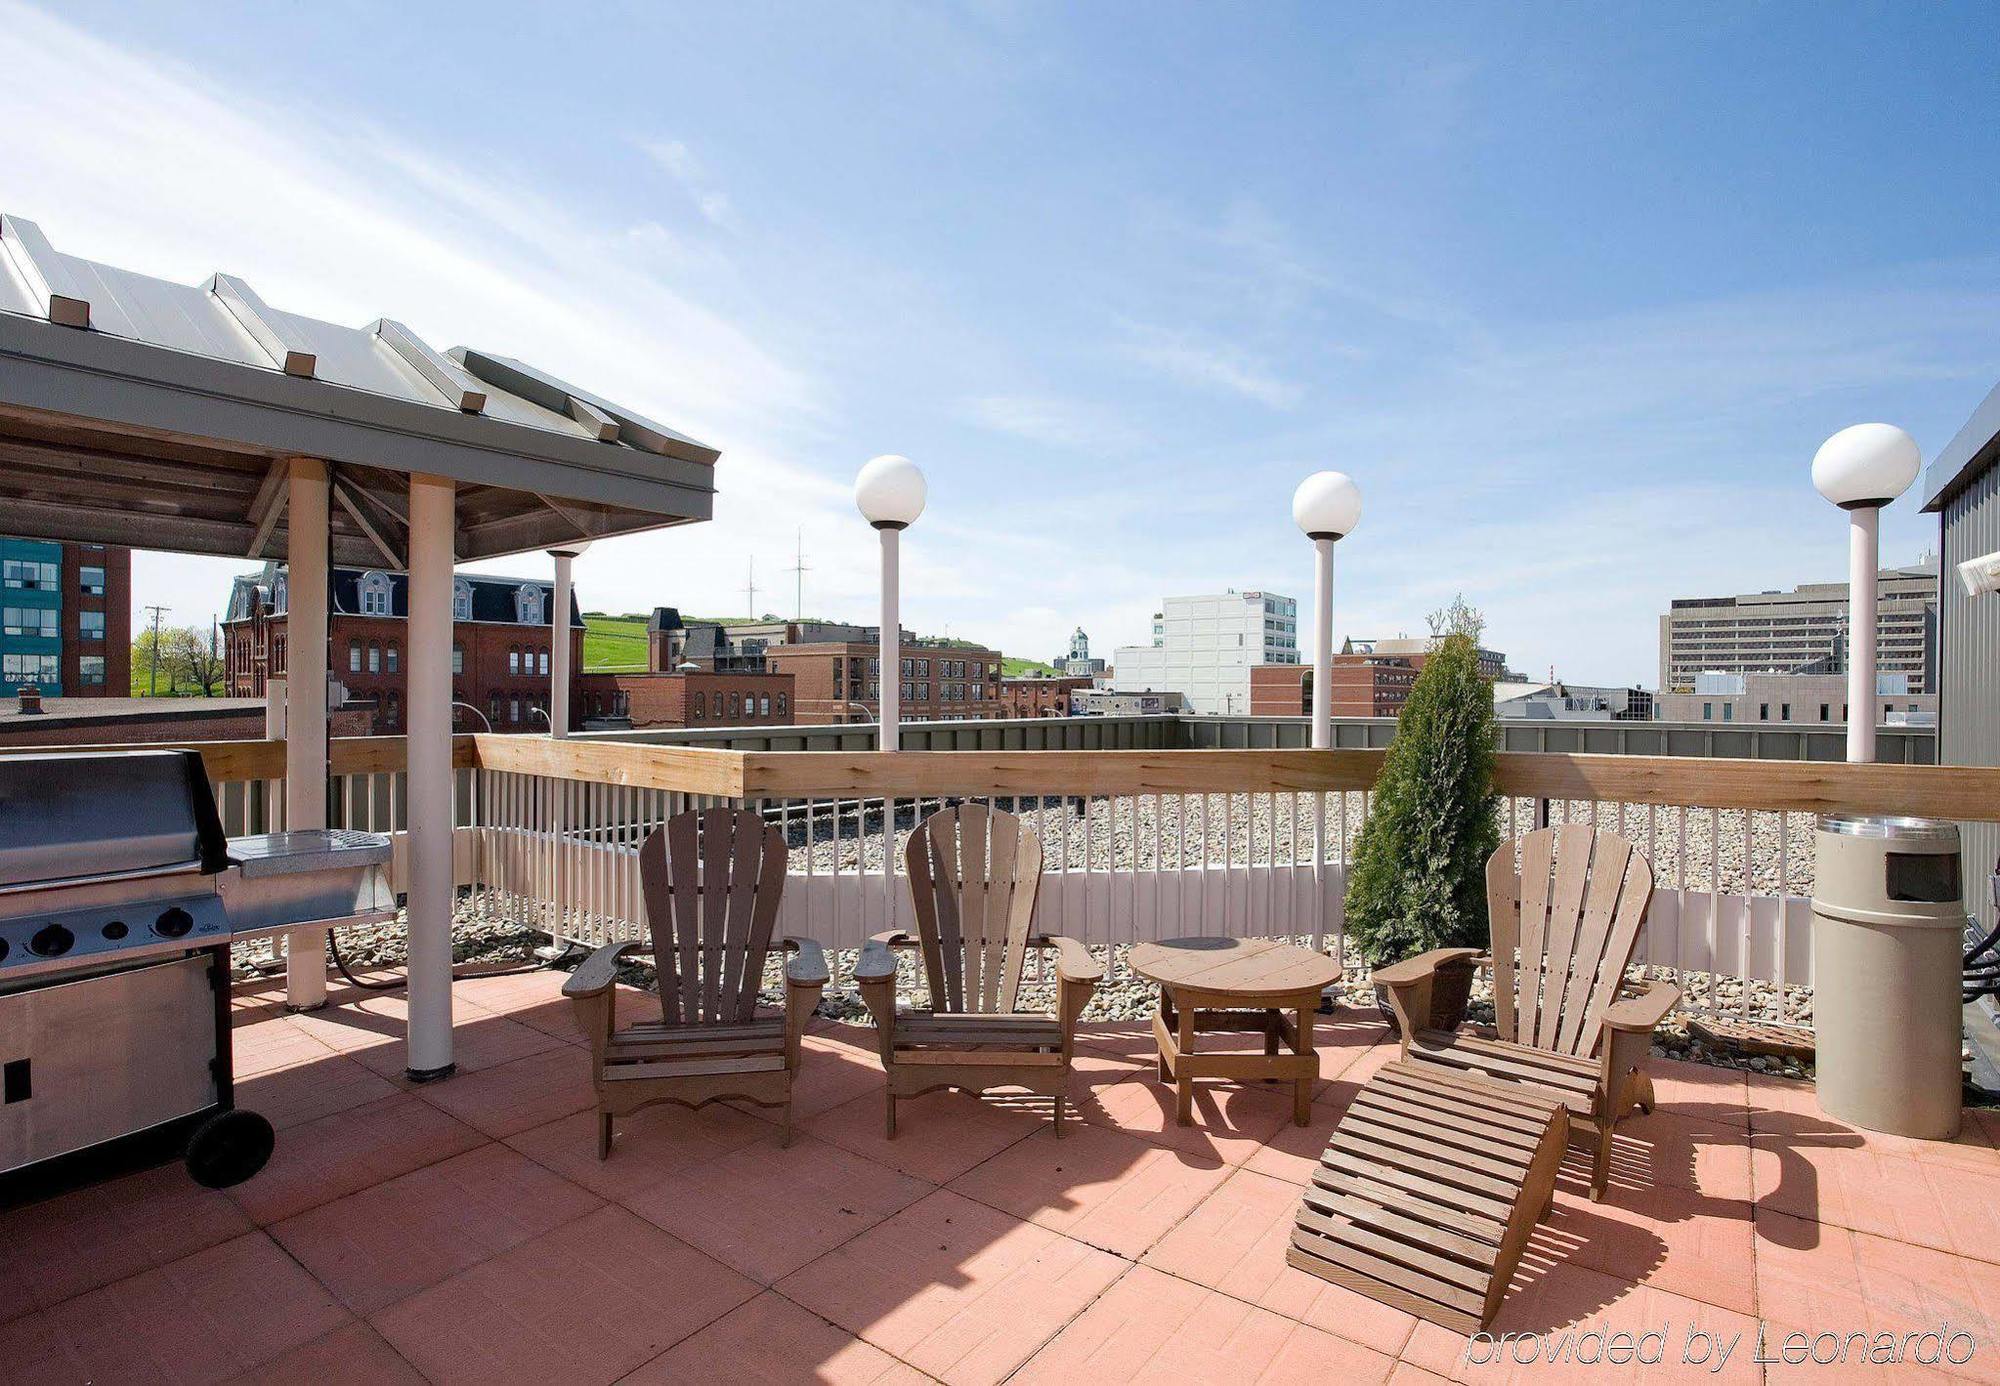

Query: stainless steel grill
[{"left": 0, "top": 749, "right": 394, "bottom": 1200}]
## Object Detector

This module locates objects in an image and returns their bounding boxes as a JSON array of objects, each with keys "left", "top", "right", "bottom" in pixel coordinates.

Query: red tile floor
[{"left": 5, "top": 969, "right": 1999, "bottom": 1384}]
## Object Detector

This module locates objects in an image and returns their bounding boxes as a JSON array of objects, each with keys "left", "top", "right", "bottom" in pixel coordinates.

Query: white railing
[{"left": 466, "top": 770, "right": 1825, "bottom": 1026}]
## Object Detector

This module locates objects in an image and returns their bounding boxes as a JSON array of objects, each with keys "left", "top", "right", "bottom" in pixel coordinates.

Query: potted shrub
[{"left": 1343, "top": 631, "right": 1499, "bottom": 1032}]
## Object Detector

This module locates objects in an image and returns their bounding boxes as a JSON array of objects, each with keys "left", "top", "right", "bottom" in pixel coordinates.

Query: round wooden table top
[{"left": 1129, "top": 936, "right": 1341, "bottom": 998}]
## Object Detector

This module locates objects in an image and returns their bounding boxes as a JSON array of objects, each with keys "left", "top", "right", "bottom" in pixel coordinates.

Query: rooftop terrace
[{"left": 5, "top": 964, "right": 1997, "bottom": 1384}]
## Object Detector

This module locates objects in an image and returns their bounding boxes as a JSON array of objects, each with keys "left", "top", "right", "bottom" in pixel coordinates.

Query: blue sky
[{"left": 5, "top": 1, "right": 1998, "bottom": 684}]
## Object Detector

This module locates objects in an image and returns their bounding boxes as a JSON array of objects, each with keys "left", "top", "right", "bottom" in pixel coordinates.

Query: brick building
[
  {"left": 996, "top": 674, "right": 1092, "bottom": 718},
  {"left": 575, "top": 669, "right": 794, "bottom": 730},
  {"left": 223, "top": 562, "right": 582, "bottom": 733},
  {"left": 1, "top": 538, "right": 129, "bottom": 696},
  {"left": 765, "top": 641, "right": 1003, "bottom": 724}
]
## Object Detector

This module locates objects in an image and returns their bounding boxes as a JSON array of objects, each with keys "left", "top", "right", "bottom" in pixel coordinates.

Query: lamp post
[
  {"left": 855, "top": 454, "right": 926, "bottom": 752},
  {"left": 547, "top": 537, "right": 591, "bottom": 739},
  {"left": 1811, "top": 424, "right": 1921, "bottom": 764},
  {"left": 1292, "top": 471, "right": 1363, "bottom": 751}
]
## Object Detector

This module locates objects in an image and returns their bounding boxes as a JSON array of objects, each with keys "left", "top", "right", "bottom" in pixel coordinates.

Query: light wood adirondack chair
[
  {"left": 1374, "top": 825, "right": 1677, "bottom": 1200},
  {"left": 562, "top": 807, "right": 827, "bottom": 1157},
  {"left": 854, "top": 803, "right": 1101, "bottom": 1137}
]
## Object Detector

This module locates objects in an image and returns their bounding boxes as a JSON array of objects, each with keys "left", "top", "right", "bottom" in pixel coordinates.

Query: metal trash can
[{"left": 1812, "top": 814, "right": 1966, "bottom": 1139}]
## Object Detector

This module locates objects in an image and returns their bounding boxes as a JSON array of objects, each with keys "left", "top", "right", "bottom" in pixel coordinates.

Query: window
[
  {"left": 1702, "top": 703, "right": 1713, "bottom": 721},
  {"left": 1780, "top": 703, "right": 1791, "bottom": 722},
  {"left": 367, "top": 641, "right": 381, "bottom": 674},
  {"left": 386, "top": 644, "right": 399, "bottom": 673},
  {"left": 508, "top": 646, "right": 521, "bottom": 675},
  {"left": 691, "top": 693, "right": 705, "bottom": 720},
  {"left": 509, "top": 696, "right": 521, "bottom": 724},
  {"left": 515, "top": 584, "right": 547, "bottom": 625},
  {"left": 79, "top": 566, "right": 105, "bottom": 596},
  {"left": 776, "top": 692, "right": 787, "bottom": 716},
  {"left": 3, "top": 559, "right": 56, "bottom": 590},
  {"left": 452, "top": 579, "right": 474, "bottom": 622},
  {"left": 358, "top": 570, "right": 393, "bottom": 616},
  {"left": 488, "top": 693, "right": 501, "bottom": 725},
  {"left": 729, "top": 692, "right": 741, "bottom": 717},
  {"left": 3, "top": 607, "right": 54, "bottom": 637},
  {"left": 538, "top": 650, "right": 549, "bottom": 676},
  {"left": 3, "top": 653, "right": 57, "bottom": 683},
  {"left": 77, "top": 609, "right": 103, "bottom": 641},
  {"left": 1722, "top": 704, "right": 1734, "bottom": 721},
  {"left": 384, "top": 692, "right": 400, "bottom": 729},
  {"left": 451, "top": 644, "right": 464, "bottom": 675},
  {"left": 79, "top": 655, "right": 105, "bottom": 686},
  {"left": 1757, "top": 703, "right": 1768, "bottom": 721},
  {"left": 1819, "top": 703, "right": 1830, "bottom": 722},
  {"left": 349, "top": 640, "right": 362, "bottom": 673},
  {"left": 758, "top": 696, "right": 770, "bottom": 716},
  {"left": 712, "top": 692, "right": 723, "bottom": 717}
]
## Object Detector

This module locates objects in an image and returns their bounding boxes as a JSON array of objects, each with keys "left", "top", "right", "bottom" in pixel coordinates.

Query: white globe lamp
[
  {"left": 855, "top": 454, "right": 927, "bottom": 530},
  {"left": 1292, "top": 470, "right": 1362, "bottom": 539},
  {"left": 1812, "top": 424, "right": 1920, "bottom": 510},
  {"left": 1293, "top": 471, "right": 1361, "bottom": 751},
  {"left": 1812, "top": 424, "right": 1920, "bottom": 764},
  {"left": 856, "top": 454, "right": 926, "bottom": 752}
]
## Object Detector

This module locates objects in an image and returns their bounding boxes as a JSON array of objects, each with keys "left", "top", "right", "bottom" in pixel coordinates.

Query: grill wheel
[{"left": 184, "top": 1109, "right": 275, "bottom": 1189}]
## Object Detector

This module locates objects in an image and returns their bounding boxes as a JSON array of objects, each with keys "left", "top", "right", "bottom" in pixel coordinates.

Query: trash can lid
[{"left": 1816, "top": 813, "right": 1959, "bottom": 843}]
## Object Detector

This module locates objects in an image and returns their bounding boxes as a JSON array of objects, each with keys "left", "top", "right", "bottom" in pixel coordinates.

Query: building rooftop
[
  {"left": 0, "top": 695, "right": 265, "bottom": 724},
  {"left": 9, "top": 964, "right": 1994, "bottom": 1383}
]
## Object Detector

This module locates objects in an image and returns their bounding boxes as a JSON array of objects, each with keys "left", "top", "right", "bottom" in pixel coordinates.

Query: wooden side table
[{"left": 1130, "top": 937, "right": 1342, "bottom": 1126}]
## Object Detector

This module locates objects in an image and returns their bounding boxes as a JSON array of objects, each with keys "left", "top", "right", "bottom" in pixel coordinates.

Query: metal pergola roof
[{"left": 0, "top": 214, "right": 718, "bottom": 564}]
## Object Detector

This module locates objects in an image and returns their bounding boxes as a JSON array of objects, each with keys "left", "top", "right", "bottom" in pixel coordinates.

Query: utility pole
[
  {"left": 745, "top": 558, "right": 758, "bottom": 619},
  {"left": 787, "top": 528, "right": 809, "bottom": 621},
  {"left": 142, "top": 604, "right": 169, "bottom": 695}
]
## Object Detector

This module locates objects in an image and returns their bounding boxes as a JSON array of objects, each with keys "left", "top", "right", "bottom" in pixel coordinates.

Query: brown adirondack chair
[
  {"left": 854, "top": 803, "right": 1101, "bottom": 1137},
  {"left": 562, "top": 806, "right": 827, "bottom": 1158},
  {"left": 1374, "top": 825, "right": 1677, "bottom": 1200}
]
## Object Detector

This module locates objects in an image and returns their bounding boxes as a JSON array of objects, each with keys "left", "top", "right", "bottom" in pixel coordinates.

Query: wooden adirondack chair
[
  {"left": 1374, "top": 825, "right": 1677, "bottom": 1200},
  {"left": 562, "top": 807, "right": 827, "bottom": 1158},
  {"left": 854, "top": 803, "right": 1101, "bottom": 1137}
]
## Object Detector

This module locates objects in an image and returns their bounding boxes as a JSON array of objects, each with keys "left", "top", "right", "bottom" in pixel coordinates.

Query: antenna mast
[{"left": 787, "top": 528, "right": 810, "bottom": 621}]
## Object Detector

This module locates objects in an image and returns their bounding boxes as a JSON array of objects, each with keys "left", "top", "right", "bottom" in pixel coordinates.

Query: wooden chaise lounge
[{"left": 1290, "top": 827, "right": 1676, "bottom": 1331}]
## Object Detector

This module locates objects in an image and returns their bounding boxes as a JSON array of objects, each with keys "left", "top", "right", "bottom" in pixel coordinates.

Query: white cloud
[
  {"left": 961, "top": 394, "right": 1148, "bottom": 452},
  {"left": 1121, "top": 326, "right": 1304, "bottom": 409},
  {"left": 634, "top": 136, "right": 737, "bottom": 228}
]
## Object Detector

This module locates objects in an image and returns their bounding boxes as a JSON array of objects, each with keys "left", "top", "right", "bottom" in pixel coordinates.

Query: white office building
[{"left": 1111, "top": 589, "right": 1298, "bottom": 715}]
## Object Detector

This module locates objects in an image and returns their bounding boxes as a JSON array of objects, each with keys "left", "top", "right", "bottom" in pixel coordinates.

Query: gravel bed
[
  {"left": 247, "top": 898, "right": 1816, "bottom": 1081},
  {"left": 775, "top": 795, "right": 1824, "bottom": 898}
]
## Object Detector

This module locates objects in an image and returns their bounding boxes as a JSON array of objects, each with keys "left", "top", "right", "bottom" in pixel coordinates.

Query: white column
[
  {"left": 284, "top": 457, "right": 329, "bottom": 1010},
  {"left": 878, "top": 525, "right": 901, "bottom": 751},
  {"left": 1846, "top": 505, "right": 1880, "bottom": 764},
  {"left": 1311, "top": 536, "right": 1335, "bottom": 750},
  {"left": 405, "top": 473, "right": 456, "bottom": 1078},
  {"left": 550, "top": 551, "right": 574, "bottom": 738}
]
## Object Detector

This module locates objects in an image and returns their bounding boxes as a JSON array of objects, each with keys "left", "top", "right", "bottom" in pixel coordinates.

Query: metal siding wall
[{"left": 1941, "top": 460, "right": 2000, "bottom": 933}]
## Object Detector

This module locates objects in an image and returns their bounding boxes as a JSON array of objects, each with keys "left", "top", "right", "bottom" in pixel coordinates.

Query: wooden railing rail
[{"left": 7, "top": 735, "right": 2000, "bottom": 822}]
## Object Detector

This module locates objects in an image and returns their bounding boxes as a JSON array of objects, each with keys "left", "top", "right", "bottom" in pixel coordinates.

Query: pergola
[{"left": 0, "top": 213, "right": 718, "bottom": 1079}]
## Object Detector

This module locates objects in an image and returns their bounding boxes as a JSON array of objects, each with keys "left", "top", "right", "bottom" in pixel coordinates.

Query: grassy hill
[
  {"left": 582, "top": 615, "right": 650, "bottom": 671},
  {"left": 585, "top": 612, "right": 1051, "bottom": 675}
]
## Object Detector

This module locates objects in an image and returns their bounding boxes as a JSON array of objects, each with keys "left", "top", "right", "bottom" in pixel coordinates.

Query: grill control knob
[
  {"left": 29, "top": 923, "right": 74, "bottom": 957},
  {"left": 0, "top": 937, "right": 9, "bottom": 962},
  {"left": 102, "top": 921, "right": 128, "bottom": 941},
  {"left": 153, "top": 908, "right": 194, "bottom": 939}
]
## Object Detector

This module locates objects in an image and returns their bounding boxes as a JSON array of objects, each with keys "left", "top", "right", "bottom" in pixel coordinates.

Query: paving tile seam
[{"left": 993, "top": 1260, "right": 1146, "bottom": 1385}]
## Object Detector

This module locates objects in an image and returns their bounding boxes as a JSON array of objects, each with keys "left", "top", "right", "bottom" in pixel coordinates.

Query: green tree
[{"left": 1343, "top": 633, "right": 1500, "bottom": 962}]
